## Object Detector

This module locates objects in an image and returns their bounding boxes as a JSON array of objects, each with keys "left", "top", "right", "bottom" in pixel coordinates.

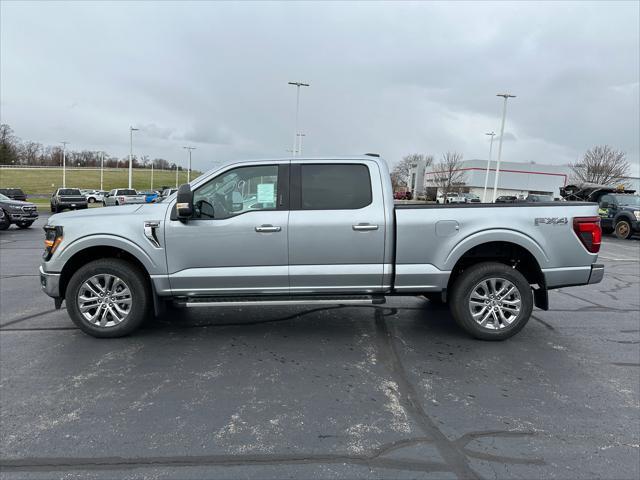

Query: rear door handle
[
  {"left": 255, "top": 224, "right": 281, "bottom": 233},
  {"left": 352, "top": 223, "right": 379, "bottom": 231}
]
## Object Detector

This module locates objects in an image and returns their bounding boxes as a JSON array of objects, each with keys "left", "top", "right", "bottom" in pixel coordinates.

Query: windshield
[
  {"left": 613, "top": 195, "right": 640, "bottom": 206},
  {"left": 59, "top": 189, "right": 81, "bottom": 195},
  {"left": 0, "top": 193, "right": 9, "bottom": 200}
]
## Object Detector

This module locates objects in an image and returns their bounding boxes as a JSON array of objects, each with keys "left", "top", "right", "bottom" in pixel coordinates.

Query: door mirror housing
[
  {"left": 176, "top": 183, "right": 193, "bottom": 220},
  {"left": 600, "top": 201, "right": 609, "bottom": 208}
]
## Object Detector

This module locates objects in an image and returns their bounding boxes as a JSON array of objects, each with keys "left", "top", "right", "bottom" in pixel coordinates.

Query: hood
[
  {"left": 47, "top": 203, "right": 169, "bottom": 225},
  {"left": 0, "top": 198, "right": 36, "bottom": 208}
]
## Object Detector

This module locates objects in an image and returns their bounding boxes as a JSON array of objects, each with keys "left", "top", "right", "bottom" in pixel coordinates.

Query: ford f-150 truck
[
  {"left": 103, "top": 189, "right": 147, "bottom": 206},
  {"left": 40, "top": 155, "right": 604, "bottom": 339}
]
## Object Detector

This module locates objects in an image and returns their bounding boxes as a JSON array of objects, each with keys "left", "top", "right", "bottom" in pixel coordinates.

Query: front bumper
[
  {"left": 39, "top": 266, "right": 61, "bottom": 298},
  {"left": 588, "top": 264, "right": 604, "bottom": 284},
  {"left": 8, "top": 211, "right": 38, "bottom": 221}
]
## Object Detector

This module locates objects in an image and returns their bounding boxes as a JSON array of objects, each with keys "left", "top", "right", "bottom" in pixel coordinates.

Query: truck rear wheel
[
  {"left": 449, "top": 262, "right": 533, "bottom": 341},
  {"left": 65, "top": 258, "right": 150, "bottom": 338},
  {"left": 614, "top": 220, "right": 632, "bottom": 240}
]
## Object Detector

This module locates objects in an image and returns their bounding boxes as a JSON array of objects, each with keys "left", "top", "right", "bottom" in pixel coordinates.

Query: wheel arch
[{"left": 446, "top": 240, "right": 547, "bottom": 310}]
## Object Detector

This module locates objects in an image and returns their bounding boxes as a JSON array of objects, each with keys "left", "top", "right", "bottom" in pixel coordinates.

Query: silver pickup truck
[
  {"left": 40, "top": 155, "right": 603, "bottom": 339},
  {"left": 103, "top": 188, "right": 147, "bottom": 206}
]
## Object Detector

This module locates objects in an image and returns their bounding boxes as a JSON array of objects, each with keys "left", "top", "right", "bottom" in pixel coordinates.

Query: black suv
[
  {"left": 598, "top": 194, "right": 640, "bottom": 239},
  {"left": 0, "top": 188, "right": 27, "bottom": 201},
  {"left": 0, "top": 192, "right": 39, "bottom": 230}
]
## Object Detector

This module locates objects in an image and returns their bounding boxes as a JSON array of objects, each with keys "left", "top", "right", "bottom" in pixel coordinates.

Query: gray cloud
[{"left": 1, "top": 1, "right": 638, "bottom": 175}]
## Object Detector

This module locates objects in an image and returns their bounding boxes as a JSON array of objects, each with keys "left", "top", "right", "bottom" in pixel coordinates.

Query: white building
[{"left": 424, "top": 159, "right": 571, "bottom": 200}]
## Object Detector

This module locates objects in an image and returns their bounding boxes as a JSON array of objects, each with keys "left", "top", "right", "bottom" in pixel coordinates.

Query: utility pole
[
  {"left": 492, "top": 93, "right": 516, "bottom": 202},
  {"left": 296, "top": 133, "right": 306, "bottom": 156},
  {"left": 60, "top": 142, "right": 69, "bottom": 188},
  {"left": 175, "top": 164, "right": 179, "bottom": 188},
  {"left": 183, "top": 146, "right": 196, "bottom": 182},
  {"left": 100, "top": 151, "right": 104, "bottom": 191},
  {"left": 481, "top": 132, "right": 496, "bottom": 203},
  {"left": 129, "top": 126, "right": 139, "bottom": 189},
  {"left": 150, "top": 160, "right": 154, "bottom": 190},
  {"left": 288, "top": 81, "right": 309, "bottom": 157}
]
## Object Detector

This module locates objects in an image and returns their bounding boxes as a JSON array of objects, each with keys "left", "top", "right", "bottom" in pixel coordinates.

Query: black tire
[
  {"left": 449, "top": 262, "right": 533, "bottom": 341},
  {"left": 88, "top": 197, "right": 95, "bottom": 203},
  {"left": 102, "top": 201, "right": 107, "bottom": 207},
  {"left": 16, "top": 221, "right": 33, "bottom": 229},
  {"left": 51, "top": 204, "right": 57, "bottom": 213},
  {"left": 614, "top": 220, "right": 633, "bottom": 240},
  {"left": 65, "top": 258, "right": 151, "bottom": 338},
  {"left": 0, "top": 211, "right": 9, "bottom": 231}
]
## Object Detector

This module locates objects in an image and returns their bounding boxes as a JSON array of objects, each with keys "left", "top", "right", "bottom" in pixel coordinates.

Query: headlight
[
  {"left": 9, "top": 204, "right": 22, "bottom": 211},
  {"left": 634, "top": 210, "right": 640, "bottom": 220},
  {"left": 43, "top": 225, "right": 63, "bottom": 260}
]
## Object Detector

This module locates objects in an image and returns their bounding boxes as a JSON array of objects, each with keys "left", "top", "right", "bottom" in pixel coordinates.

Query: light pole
[
  {"left": 183, "top": 146, "right": 196, "bottom": 182},
  {"left": 100, "top": 151, "right": 105, "bottom": 191},
  {"left": 150, "top": 159, "right": 154, "bottom": 190},
  {"left": 175, "top": 163, "right": 179, "bottom": 188},
  {"left": 288, "top": 81, "right": 309, "bottom": 157},
  {"left": 296, "top": 133, "right": 306, "bottom": 156},
  {"left": 128, "top": 126, "right": 139, "bottom": 189},
  {"left": 492, "top": 93, "right": 516, "bottom": 202},
  {"left": 60, "top": 142, "right": 69, "bottom": 187},
  {"left": 481, "top": 132, "right": 496, "bottom": 202}
]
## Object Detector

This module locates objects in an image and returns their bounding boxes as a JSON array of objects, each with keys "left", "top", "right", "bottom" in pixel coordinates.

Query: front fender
[
  {"left": 442, "top": 228, "right": 549, "bottom": 271},
  {"left": 48, "top": 234, "right": 161, "bottom": 275}
]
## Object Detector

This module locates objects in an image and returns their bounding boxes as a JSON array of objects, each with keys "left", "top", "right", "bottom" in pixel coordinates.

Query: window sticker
[{"left": 257, "top": 183, "right": 275, "bottom": 203}]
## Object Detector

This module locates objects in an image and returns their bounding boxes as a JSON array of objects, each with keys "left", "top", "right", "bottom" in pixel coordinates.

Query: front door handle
[
  {"left": 255, "top": 224, "right": 281, "bottom": 233},
  {"left": 352, "top": 223, "right": 379, "bottom": 231}
]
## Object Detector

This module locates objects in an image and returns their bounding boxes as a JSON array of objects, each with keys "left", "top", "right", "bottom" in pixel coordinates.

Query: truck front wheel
[
  {"left": 449, "top": 262, "right": 533, "bottom": 341},
  {"left": 65, "top": 258, "right": 151, "bottom": 338}
]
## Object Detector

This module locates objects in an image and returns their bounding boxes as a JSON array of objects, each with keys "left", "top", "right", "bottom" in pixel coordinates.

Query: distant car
[
  {"left": 156, "top": 188, "right": 178, "bottom": 202},
  {"left": 84, "top": 190, "right": 107, "bottom": 203},
  {"left": 394, "top": 191, "right": 412, "bottom": 200},
  {"left": 0, "top": 192, "right": 38, "bottom": 229},
  {"left": 461, "top": 193, "right": 481, "bottom": 203},
  {"left": 0, "top": 188, "right": 27, "bottom": 202},
  {"left": 437, "top": 192, "right": 465, "bottom": 204},
  {"left": 525, "top": 194, "right": 554, "bottom": 202},
  {"left": 495, "top": 196, "right": 519, "bottom": 203},
  {"left": 50, "top": 188, "right": 88, "bottom": 213},
  {"left": 103, "top": 189, "right": 147, "bottom": 206},
  {"left": 138, "top": 190, "right": 160, "bottom": 203}
]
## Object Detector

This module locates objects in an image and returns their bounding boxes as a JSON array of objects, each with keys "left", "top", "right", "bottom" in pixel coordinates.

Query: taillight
[
  {"left": 43, "top": 225, "right": 63, "bottom": 260},
  {"left": 573, "top": 216, "right": 601, "bottom": 253},
  {"left": 118, "top": 196, "right": 125, "bottom": 203}
]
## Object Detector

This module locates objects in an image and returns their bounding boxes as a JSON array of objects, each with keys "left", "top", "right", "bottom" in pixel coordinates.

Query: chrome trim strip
[{"left": 182, "top": 298, "right": 378, "bottom": 307}]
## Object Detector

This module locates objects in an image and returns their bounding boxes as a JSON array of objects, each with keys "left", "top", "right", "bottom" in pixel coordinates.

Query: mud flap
[{"left": 533, "top": 286, "right": 549, "bottom": 310}]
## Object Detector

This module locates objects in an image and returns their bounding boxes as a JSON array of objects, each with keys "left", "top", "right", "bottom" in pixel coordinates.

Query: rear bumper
[
  {"left": 39, "top": 265, "right": 61, "bottom": 298},
  {"left": 588, "top": 264, "right": 605, "bottom": 284},
  {"left": 543, "top": 263, "right": 604, "bottom": 289}
]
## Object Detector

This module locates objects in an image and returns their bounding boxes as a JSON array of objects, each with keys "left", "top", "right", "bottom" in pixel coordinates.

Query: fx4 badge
[{"left": 535, "top": 217, "right": 568, "bottom": 226}]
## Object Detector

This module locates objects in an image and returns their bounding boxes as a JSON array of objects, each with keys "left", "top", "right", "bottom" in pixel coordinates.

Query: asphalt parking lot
[{"left": 1, "top": 213, "right": 638, "bottom": 479}]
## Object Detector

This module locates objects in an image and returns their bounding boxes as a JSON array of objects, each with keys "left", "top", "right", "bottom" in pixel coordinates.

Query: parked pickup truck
[
  {"left": 103, "top": 189, "right": 147, "bottom": 206},
  {"left": 40, "top": 155, "right": 604, "bottom": 339},
  {"left": 50, "top": 188, "right": 88, "bottom": 213},
  {"left": 0, "top": 192, "right": 38, "bottom": 229}
]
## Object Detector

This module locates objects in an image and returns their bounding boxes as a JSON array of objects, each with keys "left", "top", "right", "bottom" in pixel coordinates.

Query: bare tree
[
  {"left": 430, "top": 151, "right": 466, "bottom": 194},
  {"left": 0, "top": 124, "right": 20, "bottom": 165},
  {"left": 569, "top": 145, "right": 630, "bottom": 186},
  {"left": 391, "top": 153, "right": 433, "bottom": 190}
]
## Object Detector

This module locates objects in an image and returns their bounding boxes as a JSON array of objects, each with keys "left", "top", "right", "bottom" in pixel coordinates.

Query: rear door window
[{"left": 300, "top": 164, "right": 372, "bottom": 210}]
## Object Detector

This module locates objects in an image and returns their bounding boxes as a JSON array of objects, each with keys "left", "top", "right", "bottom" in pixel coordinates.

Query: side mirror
[
  {"left": 176, "top": 183, "right": 193, "bottom": 220},
  {"left": 600, "top": 201, "right": 609, "bottom": 208}
]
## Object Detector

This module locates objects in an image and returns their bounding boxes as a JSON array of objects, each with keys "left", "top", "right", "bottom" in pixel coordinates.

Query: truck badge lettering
[{"left": 534, "top": 217, "right": 568, "bottom": 226}]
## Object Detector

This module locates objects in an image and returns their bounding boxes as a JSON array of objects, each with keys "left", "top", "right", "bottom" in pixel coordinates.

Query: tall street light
[
  {"left": 60, "top": 141, "right": 69, "bottom": 188},
  {"left": 129, "top": 126, "right": 139, "bottom": 189},
  {"left": 296, "top": 133, "right": 306, "bottom": 156},
  {"left": 288, "top": 81, "right": 309, "bottom": 157},
  {"left": 183, "top": 146, "right": 196, "bottom": 182},
  {"left": 100, "top": 151, "right": 105, "bottom": 191},
  {"left": 481, "top": 132, "right": 496, "bottom": 203},
  {"left": 492, "top": 93, "right": 516, "bottom": 202}
]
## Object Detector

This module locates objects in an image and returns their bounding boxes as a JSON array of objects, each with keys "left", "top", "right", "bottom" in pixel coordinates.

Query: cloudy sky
[{"left": 1, "top": 1, "right": 639, "bottom": 174}]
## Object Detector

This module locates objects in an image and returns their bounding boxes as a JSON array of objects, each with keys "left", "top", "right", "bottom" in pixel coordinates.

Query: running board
[{"left": 173, "top": 295, "right": 386, "bottom": 308}]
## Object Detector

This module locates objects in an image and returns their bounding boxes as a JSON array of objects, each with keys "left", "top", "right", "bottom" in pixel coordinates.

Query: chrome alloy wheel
[
  {"left": 77, "top": 274, "right": 132, "bottom": 327},
  {"left": 468, "top": 277, "right": 522, "bottom": 330}
]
